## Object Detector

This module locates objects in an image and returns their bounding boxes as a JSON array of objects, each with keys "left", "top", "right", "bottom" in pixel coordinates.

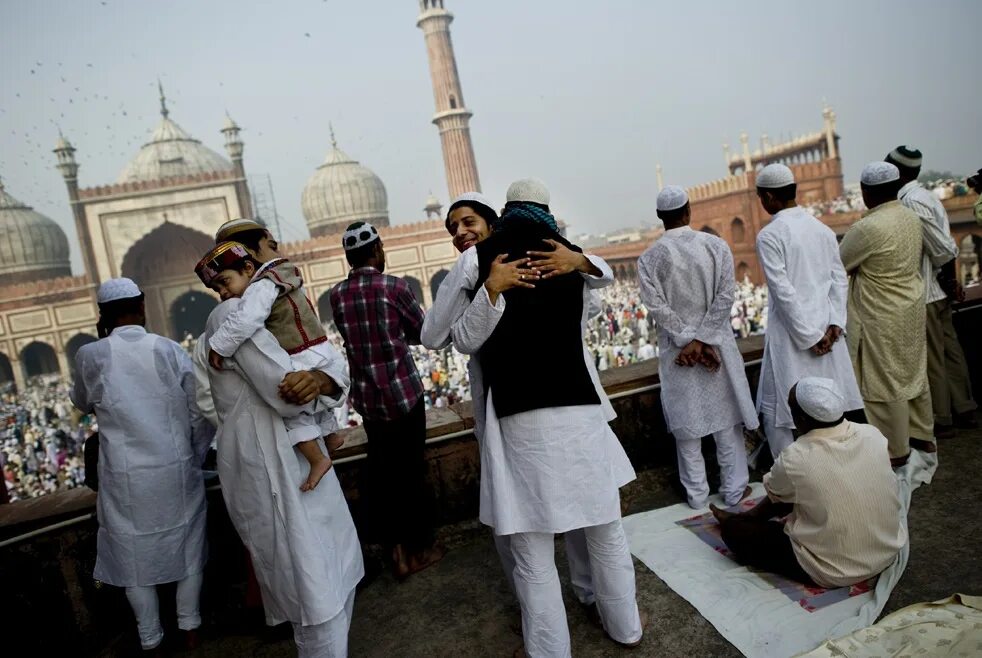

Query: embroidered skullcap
[
  {"left": 756, "top": 163, "right": 795, "bottom": 189},
  {"left": 506, "top": 178, "right": 550, "bottom": 206},
  {"left": 195, "top": 241, "right": 251, "bottom": 287},
  {"left": 795, "top": 377, "right": 845, "bottom": 423},
  {"left": 97, "top": 278, "right": 142, "bottom": 304},
  {"left": 215, "top": 217, "right": 266, "bottom": 243},
  {"left": 448, "top": 191, "right": 497, "bottom": 218},
  {"left": 656, "top": 186, "right": 689, "bottom": 212},
  {"left": 887, "top": 145, "right": 922, "bottom": 169},
  {"left": 342, "top": 221, "right": 380, "bottom": 251},
  {"left": 860, "top": 161, "right": 900, "bottom": 186}
]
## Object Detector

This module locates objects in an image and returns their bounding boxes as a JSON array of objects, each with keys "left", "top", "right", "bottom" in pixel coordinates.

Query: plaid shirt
[{"left": 330, "top": 266, "right": 425, "bottom": 421}]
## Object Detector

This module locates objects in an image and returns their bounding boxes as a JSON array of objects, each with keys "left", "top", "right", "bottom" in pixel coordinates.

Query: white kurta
[
  {"left": 755, "top": 207, "right": 863, "bottom": 428},
  {"left": 205, "top": 300, "right": 363, "bottom": 627},
  {"left": 637, "top": 226, "right": 758, "bottom": 437},
  {"left": 429, "top": 248, "right": 635, "bottom": 536},
  {"left": 71, "top": 325, "right": 213, "bottom": 588}
]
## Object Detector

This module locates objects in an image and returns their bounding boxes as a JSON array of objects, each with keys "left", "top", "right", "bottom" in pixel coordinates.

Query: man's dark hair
[
  {"left": 656, "top": 202, "right": 689, "bottom": 224},
  {"left": 345, "top": 240, "right": 379, "bottom": 268},
  {"left": 231, "top": 228, "right": 269, "bottom": 253},
  {"left": 97, "top": 294, "right": 145, "bottom": 328},
  {"left": 862, "top": 179, "right": 903, "bottom": 204},
  {"left": 446, "top": 201, "right": 498, "bottom": 233},
  {"left": 225, "top": 254, "right": 263, "bottom": 274},
  {"left": 810, "top": 414, "right": 846, "bottom": 429},
  {"left": 884, "top": 156, "right": 920, "bottom": 182},
  {"left": 757, "top": 183, "right": 797, "bottom": 203}
]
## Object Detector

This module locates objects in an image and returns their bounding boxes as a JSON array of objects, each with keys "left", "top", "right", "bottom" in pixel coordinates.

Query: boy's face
[
  {"left": 447, "top": 206, "right": 491, "bottom": 253},
  {"left": 211, "top": 265, "right": 254, "bottom": 301}
]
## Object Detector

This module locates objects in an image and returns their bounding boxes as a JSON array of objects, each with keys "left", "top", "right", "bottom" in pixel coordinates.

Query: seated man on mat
[{"left": 711, "top": 377, "right": 906, "bottom": 588}]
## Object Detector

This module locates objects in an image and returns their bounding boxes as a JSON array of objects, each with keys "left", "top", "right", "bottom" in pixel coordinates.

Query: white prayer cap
[
  {"left": 656, "top": 185, "right": 689, "bottom": 212},
  {"left": 215, "top": 217, "right": 266, "bottom": 243},
  {"left": 506, "top": 178, "right": 550, "bottom": 206},
  {"left": 860, "top": 161, "right": 900, "bottom": 187},
  {"left": 97, "top": 278, "right": 142, "bottom": 304},
  {"left": 341, "top": 221, "right": 380, "bottom": 251},
  {"left": 755, "top": 163, "right": 795, "bottom": 189},
  {"left": 795, "top": 377, "right": 845, "bottom": 422},
  {"left": 448, "top": 192, "right": 496, "bottom": 216}
]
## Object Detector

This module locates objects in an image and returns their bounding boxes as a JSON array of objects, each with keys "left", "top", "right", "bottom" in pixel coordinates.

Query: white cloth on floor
[
  {"left": 637, "top": 226, "right": 758, "bottom": 438},
  {"left": 292, "top": 587, "right": 357, "bottom": 658},
  {"left": 124, "top": 571, "right": 203, "bottom": 649},
  {"left": 205, "top": 299, "right": 363, "bottom": 627},
  {"left": 71, "top": 325, "right": 213, "bottom": 587},
  {"left": 674, "top": 424, "right": 749, "bottom": 509},
  {"left": 755, "top": 207, "right": 863, "bottom": 434}
]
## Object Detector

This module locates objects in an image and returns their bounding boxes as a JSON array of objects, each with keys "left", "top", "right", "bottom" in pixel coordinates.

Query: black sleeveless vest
[{"left": 475, "top": 218, "right": 600, "bottom": 417}]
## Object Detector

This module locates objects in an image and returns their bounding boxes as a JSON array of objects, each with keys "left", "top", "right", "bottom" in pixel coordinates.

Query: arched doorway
[
  {"left": 20, "top": 342, "right": 59, "bottom": 379},
  {"left": 65, "top": 333, "right": 98, "bottom": 377},
  {"left": 170, "top": 291, "right": 218, "bottom": 340},
  {"left": 404, "top": 276, "right": 424, "bottom": 306},
  {"left": 736, "top": 262, "right": 750, "bottom": 282},
  {"left": 430, "top": 269, "right": 449, "bottom": 302},
  {"left": 121, "top": 222, "right": 214, "bottom": 338},
  {"left": 318, "top": 290, "right": 334, "bottom": 327},
  {"left": 699, "top": 226, "right": 720, "bottom": 237},
  {"left": 0, "top": 352, "right": 14, "bottom": 389},
  {"left": 731, "top": 218, "right": 746, "bottom": 243}
]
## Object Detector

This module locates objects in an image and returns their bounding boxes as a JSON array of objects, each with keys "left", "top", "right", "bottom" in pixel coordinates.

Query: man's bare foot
[
  {"left": 325, "top": 433, "right": 345, "bottom": 455},
  {"left": 709, "top": 503, "right": 735, "bottom": 523},
  {"left": 300, "top": 455, "right": 333, "bottom": 491},
  {"left": 404, "top": 543, "right": 447, "bottom": 578}
]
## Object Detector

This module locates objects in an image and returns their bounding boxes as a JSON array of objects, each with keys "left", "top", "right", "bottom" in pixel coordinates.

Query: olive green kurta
[{"left": 839, "top": 200, "right": 927, "bottom": 402}]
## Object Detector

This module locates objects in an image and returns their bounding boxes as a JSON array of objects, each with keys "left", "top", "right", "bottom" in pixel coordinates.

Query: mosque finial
[
  {"left": 158, "top": 78, "right": 169, "bottom": 118},
  {"left": 329, "top": 122, "right": 338, "bottom": 149}
]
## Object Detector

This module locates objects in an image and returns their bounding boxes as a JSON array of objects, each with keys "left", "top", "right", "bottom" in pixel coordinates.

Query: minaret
[
  {"left": 53, "top": 131, "right": 99, "bottom": 282},
  {"left": 221, "top": 112, "right": 253, "bottom": 217},
  {"left": 416, "top": 0, "right": 481, "bottom": 198}
]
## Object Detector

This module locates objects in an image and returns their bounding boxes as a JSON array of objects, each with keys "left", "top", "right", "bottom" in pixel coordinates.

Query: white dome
[
  {"left": 117, "top": 115, "right": 231, "bottom": 184},
  {"left": 0, "top": 179, "right": 71, "bottom": 284},
  {"left": 301, "top": 142, "right": 389, "bottom": 238}
]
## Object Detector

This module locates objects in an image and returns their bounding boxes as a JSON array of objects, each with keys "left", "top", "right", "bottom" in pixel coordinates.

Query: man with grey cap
[
  {"left": 754, "top": 163, "right": 864, "bottom": 460},
  {"left": 711, "top": 377, "right": 905, "bottom": 588},
  {"left": 638, "top": 185, "right": 756, "bottom": 510},
  {"left": 840, "top": 162, "right": 933, "bottom": 466},
  {"left": 71, "top": 278, "right": 214, "bottom": 652},
  {"left": 887, "top": 146, "right": 977, "bottom": 436}
]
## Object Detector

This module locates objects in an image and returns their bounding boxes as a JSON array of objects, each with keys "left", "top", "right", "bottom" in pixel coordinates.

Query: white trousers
[
  {"left": 675, "top": 424, "right": 749, "bottom": 509},
  {"left": 292, "top": 588, "right": 357, "bottom": 658},
  {"left": 124, "top": 571, "right": 203, "bottom": 650},
  {"left": 762, "top": 413, "right": 795, "bottom": 460},
  {"left": 510, "top": 520, "right": 641, "bottom": 658},
  {"left": 494, "top": 529, "right": 595, "bottom": 605}
]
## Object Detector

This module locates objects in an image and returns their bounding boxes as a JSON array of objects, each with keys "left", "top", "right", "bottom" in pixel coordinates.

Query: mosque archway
[
  {"left": 120, "top": 221, "right": 214, "bottom": 337},
  {"left": 317, "top": 290, "right": 334, "bottom": 327},
  {"left": 731, "top": 218, "right": 746, "bottom": 243},
  {"left": 170, "top": 291, "right": 218, "bottom": 340},
  {"left": 64, "top": 333, "right": 98, "bottom": 377},
  {"left": 736, "top": 262, "right": 750, "bottom": 281},
  {"left": 404, "top": 276, "right": 424, "bottom": 306},
  {"left": 20, "top": 342, "right": 59, "bottom": 379},
  {"left": 0, "top": 352, "right": 14, "bottom": 389},
  {"left": 699, "top": 226, "right": 720, "bottom": 237},
  {"left": 430, "top": 269, "right": 449, "bottom": 301}
]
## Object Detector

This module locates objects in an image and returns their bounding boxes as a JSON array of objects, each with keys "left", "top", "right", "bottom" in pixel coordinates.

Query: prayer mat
[{"left": 623, "top": 450, "right": 936, "bottom": 658}]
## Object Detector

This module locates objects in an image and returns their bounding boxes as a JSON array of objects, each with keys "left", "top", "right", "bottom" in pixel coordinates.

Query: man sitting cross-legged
[{"left": 711, "top": 377, "right": 906, "bottom": 588}]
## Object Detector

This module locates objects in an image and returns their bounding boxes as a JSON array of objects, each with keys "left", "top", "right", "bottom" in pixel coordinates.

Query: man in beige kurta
[{"left": 839, "top": 162, "right": 933, "bottom": 465}]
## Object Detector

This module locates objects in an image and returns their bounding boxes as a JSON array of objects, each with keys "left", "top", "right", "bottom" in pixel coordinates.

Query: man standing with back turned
[{"left": 71, "top": 278, "right": 214, "bottom": 652}]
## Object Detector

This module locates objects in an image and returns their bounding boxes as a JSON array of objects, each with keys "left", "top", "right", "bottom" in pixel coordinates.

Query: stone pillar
[
  {"left": 11, "top": 357, "right": 26, "bottom": 392},
  {"left": 740, "top": 132, "right": 752, "bottom": 172},
  {"left": 55, "top": 348, "right": 70, "bottom": 381}
]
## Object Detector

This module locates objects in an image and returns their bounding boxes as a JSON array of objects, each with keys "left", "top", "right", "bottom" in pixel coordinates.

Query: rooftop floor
[{"left": 102, "top": 415, "right": 981, "bottom": 657}]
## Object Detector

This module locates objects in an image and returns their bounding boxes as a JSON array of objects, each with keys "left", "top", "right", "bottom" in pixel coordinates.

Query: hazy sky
[{"left": 2, "top": 0, "right": 980, "bottom": 273}]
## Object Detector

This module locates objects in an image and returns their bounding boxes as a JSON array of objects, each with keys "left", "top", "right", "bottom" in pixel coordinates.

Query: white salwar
[
  {"left": 205, "top": 300, "right": 363, "bottom": 656},
  {"left": 431, "top": 247, "right": 640, "bottom": 657},
  {"left": 637, "top": 227, "right": 755, "bottom": 508},
  {"left": 71, "top": 325, "right": 214, "bottom": 649},
  {"left": 755, "top": 207, "right": 863, "bottom": 458}
]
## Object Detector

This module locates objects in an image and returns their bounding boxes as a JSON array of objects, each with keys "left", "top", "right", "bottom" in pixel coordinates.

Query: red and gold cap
[{"left": 195, "top": 241, "right": 251, "bottom": 287}]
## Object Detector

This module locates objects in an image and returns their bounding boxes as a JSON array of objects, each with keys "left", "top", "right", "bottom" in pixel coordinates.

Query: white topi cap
[
  {"left": 97, "top": 278, "right": 142, "bottom": 304},
  {"left": 795, "top": 377, "right": 845, "bottom": 422},
  {"left": 656, "top": 185, "right": 689, "bottom": 212},
  {"left": 860, "top": 161, "right": 900, "bottom": 186},
  {"left": 756, "top": 163, "right": 795, "bottom": 189},
  {"left": 506, "top": 178, "right": 550, "bottom": 206}
]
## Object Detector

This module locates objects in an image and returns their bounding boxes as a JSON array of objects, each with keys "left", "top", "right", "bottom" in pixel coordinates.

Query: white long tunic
[
  {"left": 897, "top": 180, "right": 959, "bottom": 304},
  {"left": 71, "top": 325, "right": 213, "bottom": 587},
  {"left": 205, "top": 300, "right": 363, "bottom": 627},
  {"left": 637, "top": 227, "right": 758, "bottom": 438},
  {"left": 755, "top": 207, "right": 863, "bottom": 428},
  {"left": 427, "top": 248, "right": 635, "bottom": 535}
]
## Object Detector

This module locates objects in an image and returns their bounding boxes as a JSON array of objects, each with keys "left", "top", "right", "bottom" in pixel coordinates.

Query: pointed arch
[
  {"left": 20, "top": 341, "right": 59, "bottom": 379},
  {"left": 170, "top": 291, "right": 218, "bottom": 340},
  {"left": 731, "top": 217, "right": 746, "bottom": 243},
  {"left": 430, "top": 269, "right": 450, "bottom": 301},
  {"left": 404, "top": 276, "right": 425, "bottom": 306}
]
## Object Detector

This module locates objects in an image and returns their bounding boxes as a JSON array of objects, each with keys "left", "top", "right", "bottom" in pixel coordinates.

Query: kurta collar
[
  {"left": 110, "top": 324, "right": 147, "bottom": 337},
  {"left": 350, "top": 266, "right": 380, "bottom": 278},
  {"left": 862, "top": 199, "right": 902, "bottom": 219},
  {"left": 800, "top": 420, "right": 849, "bottom": 442},
  {"left": 662, "top": 226, "right": 692, "bottom": 236},
  {"left": 898, "top": 180, "right": 920, "bottom": 197},
  {"left": 252, "top": 257, "right": 286, "bottom": 283}
]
